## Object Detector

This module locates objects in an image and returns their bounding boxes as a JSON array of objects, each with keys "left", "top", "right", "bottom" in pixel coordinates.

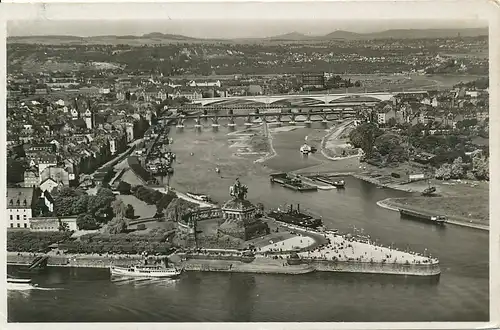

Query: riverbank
[
  {"left": 320, "top": 119, "right": 361, "bottom": 161},
  {"left": 377, "top": 198, "right": 489, "bottom": 231}
]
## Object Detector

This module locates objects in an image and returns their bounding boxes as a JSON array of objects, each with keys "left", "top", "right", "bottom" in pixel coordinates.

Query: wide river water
[{"left": 8, "top": 120, "right": 489, "bottom": 322}]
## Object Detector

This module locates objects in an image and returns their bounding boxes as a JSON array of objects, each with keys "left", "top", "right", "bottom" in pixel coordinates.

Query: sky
[{"left": 8, "top": 19, "right": 488, "bottom": 39}]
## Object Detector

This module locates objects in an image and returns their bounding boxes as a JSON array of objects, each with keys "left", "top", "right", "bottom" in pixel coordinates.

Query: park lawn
[
  {"left": 117, "top": 194, "right": 156, "bottom": 220},
  {"left": 388, "top": 195, "right": 489, "bottom": 225}
]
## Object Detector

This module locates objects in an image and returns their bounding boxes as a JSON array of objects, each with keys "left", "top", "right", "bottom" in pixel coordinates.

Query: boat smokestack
[
  {"left": 290, "top": 204, "right": 293, "bottom": 213},
  {"left": 297, "top": 204, "right": 300, "bottom": 212}
]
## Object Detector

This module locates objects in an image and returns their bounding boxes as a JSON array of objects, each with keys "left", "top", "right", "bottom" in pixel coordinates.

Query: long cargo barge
[
  {"left": 270, "top": 173, "right": 318, "bottom": 192},
  {"left": 311, "top": 176, "right": 346, "bottom": 188},
  {"left": 399, "top": 209, "right": 447, "bottom": 225}
]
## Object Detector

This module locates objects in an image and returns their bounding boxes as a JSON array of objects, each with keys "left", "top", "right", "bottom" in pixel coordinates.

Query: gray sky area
[{"left": 8, "top": 19, "right": 487, "bottom": 39}]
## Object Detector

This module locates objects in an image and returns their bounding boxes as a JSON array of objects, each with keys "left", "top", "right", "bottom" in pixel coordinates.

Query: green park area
[{"left": 8, "top": 183, "right": 198, "bottom": 255}]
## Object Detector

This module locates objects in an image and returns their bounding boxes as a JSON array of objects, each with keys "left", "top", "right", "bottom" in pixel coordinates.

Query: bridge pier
[
  {"left": 289, "top": 114, "right": 296, "bottom": 125},
  {"left": 228, "top": 116, "right": 236, "bottom": 127},
  {"left": 176, "top": 118, "right": 185, "bottom": 129},
  {"left": 195, "top": 117, "right": 202, "bottom": 129},
  {"left": 245, "top": 115, "right": 253, "bottom": 127},
  {"left": 211, "top": 116, "right": 220, "bottom": 128}
]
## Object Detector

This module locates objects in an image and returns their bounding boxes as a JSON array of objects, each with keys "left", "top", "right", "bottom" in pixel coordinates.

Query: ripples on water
[{"left": 8, "top": 122, "right": 490, "bottom": 322}]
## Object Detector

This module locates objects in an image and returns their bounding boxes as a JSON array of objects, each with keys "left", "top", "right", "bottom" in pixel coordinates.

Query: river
[{"left": 7, "top": 120, "right": 489, "bottom": 322}]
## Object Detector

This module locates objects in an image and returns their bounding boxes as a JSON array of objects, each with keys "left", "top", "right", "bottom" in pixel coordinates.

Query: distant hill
[
  {"left": 141, "top": 32, "right": 198, "bottom": 40},
  {"left": 364, "top": 28, "right": 488, "bottom": 40},
  {"left": 7, "top": 27, "right": 488, "bottom": 45},
  {"left": 320, "top": 30, "right": 364, "bottom": 40},
  {"left": 265, "top": 32, "right": 314, "bottom": 41}
]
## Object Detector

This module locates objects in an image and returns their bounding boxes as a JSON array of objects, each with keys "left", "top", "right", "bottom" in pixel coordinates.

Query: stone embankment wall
[
  {"left": 306, "top": 259, "right": 441, "bottom": 276},
  {"left": 179, "top": 259, "right": 315, "bottom": 275},
  {"left": 7, "top": 253, "right": 143, "bottom": 269},
  {"left": 8, "top": 253, "right": 440, "bottom": 276}
]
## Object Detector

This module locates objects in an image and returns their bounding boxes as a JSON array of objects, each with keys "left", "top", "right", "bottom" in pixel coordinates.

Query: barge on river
[
  {"left": 267, "top": 204, "right": 323, "bottom": 229},
  {"left": 311, "top": 175, "right": 346, "bottom": 189},
  {"left": 270, "top": 173, "right": 318, "bottom": 192},
  {"left": 399, "top": 209, "right": 447, "bottom": 225}
]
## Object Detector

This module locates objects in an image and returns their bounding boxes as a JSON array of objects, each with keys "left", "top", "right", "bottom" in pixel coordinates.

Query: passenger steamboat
[{"left": 110, "top": 264, "right": 183, "bottom": 278}]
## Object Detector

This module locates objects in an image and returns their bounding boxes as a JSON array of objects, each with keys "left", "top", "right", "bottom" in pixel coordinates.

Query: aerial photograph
[{"left": 5, "top": 17, "right": 490, "bottom": 323}]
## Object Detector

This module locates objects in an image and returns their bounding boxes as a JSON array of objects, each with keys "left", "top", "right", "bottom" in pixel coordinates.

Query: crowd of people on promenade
[{"left": 299, "top": 232, "right": 439, "bottom": 265}]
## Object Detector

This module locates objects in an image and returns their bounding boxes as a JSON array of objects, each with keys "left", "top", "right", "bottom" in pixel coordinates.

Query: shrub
[{"left": 117, "top": 181, "right": 132, "bottom": 195}]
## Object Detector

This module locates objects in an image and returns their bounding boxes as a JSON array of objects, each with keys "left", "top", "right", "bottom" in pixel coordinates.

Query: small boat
[
  {"left": 215, "top": 168, "right": 220, "bottom": 174},
  {"left": 422, "top": 182, "right": 437, "bottom": 196},
  {"left": 110, "top": 265, "right": 182, "bottom": 278},
  {"left": 7, "top": 277, "right": 36, "bottom": 290},
  {"left": 300, "top": 144, "right": 312, "bottom": 154},
  {"left": 332, "top": 180, "right": 346, "bottom": 188},
  {"left": 186, "top": 192, "right": 211, "bottom": 202}
]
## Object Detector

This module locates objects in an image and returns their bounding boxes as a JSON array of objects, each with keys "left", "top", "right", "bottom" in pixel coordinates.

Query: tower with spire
[{"left": 83, "top": 99, "right": 94, "bottom": 130}]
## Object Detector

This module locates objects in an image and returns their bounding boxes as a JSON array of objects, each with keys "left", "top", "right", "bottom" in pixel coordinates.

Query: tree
[
  {"left": 58, "top": 220, "right": 70, "bottom": 232},
  {"left": 104, "top": 217, "right": 127, "bottom": 234},
  {"left": 450, "top": 157, "right": 465, "bottom": 179},
  {"left": 374, "top": 133, "right": 402, "bottom": 156},
  {"left": 87, "top": 188, "right": 115, "bottom": 221},
  {"left": 125, "top": 204, "right": 135, "bottom": 219},
  {"left": 117, "top": 181, "right": 132, "bottom": 195},
  {"left": 111, "top": 199, "right": 127, "bottom": 219},
  {"left": 349, "top": 123, "right": 383, "bottom": 157},
  {"left": 472, "top": 154, "right": 489, "bottom": 180},
  {"left": 76, "top": 214, "right": 99, "bottom": 230},
  {"left": 387, "top": 117, "right": 397, "bottom": 127},
  {"left": 435, "top": 163, "right": 452, "bottom": 180}
]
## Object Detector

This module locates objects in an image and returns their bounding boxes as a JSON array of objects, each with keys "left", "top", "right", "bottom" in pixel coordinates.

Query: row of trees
[
  {"left": 435, "top": 155, "right": 489, "bottom": 181},
  {"left": 7, "top": 231, "right": 73, "bottom": 252}
]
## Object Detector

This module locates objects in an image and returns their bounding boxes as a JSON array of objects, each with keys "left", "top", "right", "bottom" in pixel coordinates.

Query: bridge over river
[
  {"left": 160, "top": 109, "right": 358, "bottom": 128},
  {"left": 191, "top": 91, "right": 428, "bottom": 106}
]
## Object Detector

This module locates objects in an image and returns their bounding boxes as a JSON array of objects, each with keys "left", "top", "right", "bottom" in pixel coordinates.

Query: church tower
[{"left": 84, "top": 100, "right": 93, "bottom": 130}]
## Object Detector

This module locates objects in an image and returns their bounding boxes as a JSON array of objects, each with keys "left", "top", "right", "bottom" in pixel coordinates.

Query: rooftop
[{"left": 7, "top": 187, "right": 35, "bottom": 209}]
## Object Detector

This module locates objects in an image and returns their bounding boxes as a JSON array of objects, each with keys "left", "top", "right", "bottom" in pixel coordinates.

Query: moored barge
[
  {"left": 399, "top": 209, "right": 447, "bottom": 225},
  {"left": 270, "top": 173, "right": 318, "bottom": 192},
  {"left": 267, "top": 204, "right": 323, "bottom": 229}
]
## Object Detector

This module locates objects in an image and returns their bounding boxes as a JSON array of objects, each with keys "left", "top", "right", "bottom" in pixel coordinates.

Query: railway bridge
[{"left": 161, "top": 109, "right": 356, "bottom": 128}]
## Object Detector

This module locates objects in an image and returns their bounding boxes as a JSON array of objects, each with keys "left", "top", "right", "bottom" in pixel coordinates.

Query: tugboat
[
  {"left": 332, "top": 179, "right": 346, "bottom": 189},
  {"left": 267, "top": 204, "right": 323, "bottom": 229},
  {"left": 186, "top": 192, "right": 212, "bottom": 203},
  {"left": 422, "top": 181, "right": 437, "bottom": 196},
  {"left": 300, "top": 144, "right": 312, "bottom": 154}
]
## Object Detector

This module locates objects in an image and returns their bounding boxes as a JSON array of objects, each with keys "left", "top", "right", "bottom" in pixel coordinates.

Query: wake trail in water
[{"left": 8, "top": 286, "right": 64, "bottom": 292}]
